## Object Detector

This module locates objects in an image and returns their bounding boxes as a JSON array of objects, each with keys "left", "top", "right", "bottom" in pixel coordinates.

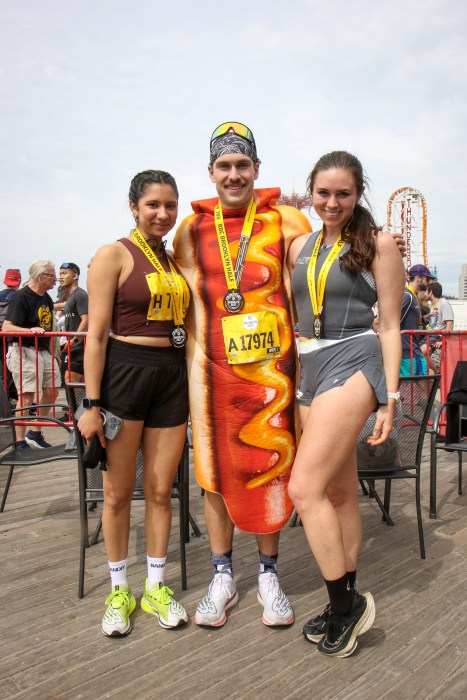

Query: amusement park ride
[
  {"left": 279, "top": 186, "right": 428, "bottom": 271},
  {"left": 386, "top": 187, "right": 428, "bottom": 270}
]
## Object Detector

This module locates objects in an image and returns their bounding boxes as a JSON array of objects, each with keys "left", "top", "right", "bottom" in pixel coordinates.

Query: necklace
[{"left": 147, "top": 238, "right": 167, "bottom": 254}]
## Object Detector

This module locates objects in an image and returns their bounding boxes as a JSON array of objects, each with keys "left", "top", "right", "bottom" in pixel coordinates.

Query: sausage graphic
[{"left": 174, "top": 188, "right": 311, "bottom": 533}]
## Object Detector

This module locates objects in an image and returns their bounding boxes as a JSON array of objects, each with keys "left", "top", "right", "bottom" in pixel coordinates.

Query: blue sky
[{"left": 1, "top": 0, "right": 466, "bottom": 294}]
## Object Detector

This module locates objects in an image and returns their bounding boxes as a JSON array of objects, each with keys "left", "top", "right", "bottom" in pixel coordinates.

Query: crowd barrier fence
[{"left": 2, "top": 329, "right": 467, "bottom": 431}]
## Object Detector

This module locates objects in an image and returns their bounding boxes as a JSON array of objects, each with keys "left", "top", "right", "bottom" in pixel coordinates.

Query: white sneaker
[
  {"left": 195, "top": 571, "right": 239, "bottom": 627},
  {"left": 257, "top": 572, "right": 294, "bottom": 626},
  {"left": 102, "top": 585, "right": 136, "bottom": 637},
  {"left": 140, "top": 580, "right": 188, "bottom": 629}
]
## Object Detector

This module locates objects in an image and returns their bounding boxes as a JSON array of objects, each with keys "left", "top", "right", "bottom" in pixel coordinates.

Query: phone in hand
[{"left": 75, "top": 403, "right": 123, "bottom": 440}]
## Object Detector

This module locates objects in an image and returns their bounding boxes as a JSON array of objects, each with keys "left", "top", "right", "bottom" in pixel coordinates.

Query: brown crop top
[{"left": 112, "top": 237, "right": 182, "bottom": 337}]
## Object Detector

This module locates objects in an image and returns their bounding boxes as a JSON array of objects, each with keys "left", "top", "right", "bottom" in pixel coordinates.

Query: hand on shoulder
[
  {"left": 374, "top": 230, "right": 403, "bottom": 255},
  {"left": 288, "top": 232, "right": 312, "bottom": 270}
]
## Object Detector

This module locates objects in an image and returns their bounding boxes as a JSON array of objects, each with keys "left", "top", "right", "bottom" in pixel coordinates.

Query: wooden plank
[{"left": 0, "top": 445, "right": 465, "bottom": 699}]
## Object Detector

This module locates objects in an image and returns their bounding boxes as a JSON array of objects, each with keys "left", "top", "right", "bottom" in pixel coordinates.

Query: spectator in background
[
  {"left": 55, "top": 286, "right": 70, "bottom": 377},
  {"left": 417, "top": 291, "right": 430, "bottom": 330},
  {"left": 0, "top": 269, "right": 22, "bottom": 402},
  {"left": 3, "top": 260, "right": 60, "bottom": 449},
  {"left": 422, "top": 281, "right": 454, "bottom": 371},
  {"left": 399, "top": 264, "right": 436, "bottom": 376},
  {"left": 59, "top": 263, "right": 88, "bottom": 382}
]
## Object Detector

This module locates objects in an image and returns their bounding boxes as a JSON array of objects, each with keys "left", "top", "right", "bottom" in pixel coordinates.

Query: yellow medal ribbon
[
  {"left": 307, "top": 230, "right": 345, "bottom": 338},
  {"left": 131, "top": 229, "right": 189, "bottom": 327},
  {"left": 407, "top": 284, "right": 422, "bottom": 326},
  {"left": 214, "top": 197, "right": 257, "bottom": 299}
]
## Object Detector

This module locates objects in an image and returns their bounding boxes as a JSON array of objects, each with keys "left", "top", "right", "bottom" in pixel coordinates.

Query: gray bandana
[{"left": 209, "top": 133, "right": 261, "bottom": 166}]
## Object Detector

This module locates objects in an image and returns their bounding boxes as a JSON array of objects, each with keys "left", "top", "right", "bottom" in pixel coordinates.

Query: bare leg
[
  {"left": 327, "top": 454, "right": 361, "bottom": 572},
  {"left": 289, "top": 371, "right": 376, "bottom": 581},
  {"left": 102, "top": 419, "right": 143, "bottom": 562},
  {"left": 27, "top": 386, "right": 59, "bottom": 435},
  {"left": 255, "top": 531, "right": 280, "bottom": 556},
  {"left": 14, "top": 391, "right": 34, "bottom": 442},
  {"left": 141, "top": 422, "right": 187, "bottom": 557},
  {"left": 204, "top": 490, "right": 234, "bottom": 553}
]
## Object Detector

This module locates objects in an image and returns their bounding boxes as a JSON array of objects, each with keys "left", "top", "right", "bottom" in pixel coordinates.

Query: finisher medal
[
  {"left": 313, "top": 315, "right": 322, "bottom": 339},
  {"left": 224, "top": 289, "right": 245, "bottom": 314},
  {"left": 307, "top": 230, "right": 345, "bottom": 342},
  {"left": 170, "top": 326, "right": 187, "bottom": 348}
]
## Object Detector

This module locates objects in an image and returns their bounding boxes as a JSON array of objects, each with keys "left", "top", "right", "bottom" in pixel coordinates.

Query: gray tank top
[{"left": 291, "top": 231, "right": 377, "bottom": 340}]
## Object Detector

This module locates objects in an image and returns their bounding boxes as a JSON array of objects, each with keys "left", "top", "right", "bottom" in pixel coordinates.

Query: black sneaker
[
  {"left": 317, "top": 592, "right": 375, "bottom": 658},
  {"left": 25, "top": 431, "right": 52, "bottom": 449},
  {"left": 303, "top": 603, "right": 331, "bottom": 643},
  {"left": 16, "top": 440, "right": 31, "bottom": 450}
]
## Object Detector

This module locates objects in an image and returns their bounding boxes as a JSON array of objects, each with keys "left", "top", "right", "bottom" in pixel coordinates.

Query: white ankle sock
[
  {"left": 147, "top": 556, "right": 166, "bottom": 588},
  {"left": 108, "top": 558, "right": 128, "bottom": 587}
]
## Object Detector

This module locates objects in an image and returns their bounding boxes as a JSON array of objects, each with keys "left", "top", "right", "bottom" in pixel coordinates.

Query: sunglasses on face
[{"left": 210, "top": 122, "right": 255, "bottom": 145}]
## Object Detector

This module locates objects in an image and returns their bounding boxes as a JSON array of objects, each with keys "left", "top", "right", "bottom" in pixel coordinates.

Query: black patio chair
[
  {"left": 65, "top": 382, "right": 200, "bottom": 598},
  {"left": 357, "top": 374, "right": 441, "bottom": 559},
  {"left": 0, "top": 381, "right": 76, "bottom": 512},
  {"left": 429, "top": 360, "right": 466, "bottom": 519}
]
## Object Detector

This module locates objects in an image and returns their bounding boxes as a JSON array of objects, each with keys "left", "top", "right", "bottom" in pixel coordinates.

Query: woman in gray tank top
[{"left": 287, "top": 151, "right": 405, "bottom": 657}]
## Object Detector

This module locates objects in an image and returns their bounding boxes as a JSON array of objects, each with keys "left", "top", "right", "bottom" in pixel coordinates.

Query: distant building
[
  {"left": 459, "top": 264, "right": 467, "bottom": 300},
  {"left": 450, "top": 300, "right": 467, "bottom": 330}
]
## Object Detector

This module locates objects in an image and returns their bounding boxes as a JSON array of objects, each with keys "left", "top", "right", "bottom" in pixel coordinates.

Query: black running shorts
[{"left": 100, "top": 337, "right": 188, "bottom": 428}]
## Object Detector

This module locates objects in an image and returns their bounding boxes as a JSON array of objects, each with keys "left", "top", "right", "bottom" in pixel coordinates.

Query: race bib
[
  {"left": 222, "top": 311, "right": 281, "bottom": 364},
  {"left": 146, "top": 272, "right": 174, "bottom": 321}
]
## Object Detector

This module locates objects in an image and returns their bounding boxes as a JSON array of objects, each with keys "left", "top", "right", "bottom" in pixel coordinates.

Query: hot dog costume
[{"left": 173, "top": 188, "right": 311, "bottom": 533}]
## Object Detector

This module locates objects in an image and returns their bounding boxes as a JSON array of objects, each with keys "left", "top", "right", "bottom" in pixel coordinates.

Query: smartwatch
[
  {"left": 387, "top": 391, "right": 401, "bottom": 402},
  {"left": 83, "top": 398, "right": 101, "bottom": 409}
]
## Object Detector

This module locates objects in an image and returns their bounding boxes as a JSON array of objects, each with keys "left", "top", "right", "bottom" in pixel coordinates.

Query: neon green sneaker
[
  {"left": 102, "top": 585, "right": 136, "bottom": 637},
  {"left": 141, "top": 579, "right": 188, "bottom": 628}
]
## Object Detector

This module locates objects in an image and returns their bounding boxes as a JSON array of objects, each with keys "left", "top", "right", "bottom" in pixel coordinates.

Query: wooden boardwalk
[{"left": 0, "top": 433, "right": 465, "bottom": 699}]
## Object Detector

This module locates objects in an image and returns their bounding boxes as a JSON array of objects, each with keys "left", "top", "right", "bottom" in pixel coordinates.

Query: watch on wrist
[
  {"left": 82, "top": 397, "right": 101, "bottom": 409},
  {"left": 387, "top": 391, "right": 401, "bottom": 402}
]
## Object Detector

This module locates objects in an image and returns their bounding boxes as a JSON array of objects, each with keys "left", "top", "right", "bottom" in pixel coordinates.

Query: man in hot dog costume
[{"left": 173, "top": 122, "right": 311, "bottom": 627}]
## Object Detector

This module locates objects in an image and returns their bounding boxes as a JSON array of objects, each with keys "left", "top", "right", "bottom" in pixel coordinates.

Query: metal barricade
[{"left": 0, "top": 330, "right": 86, "bottom": 427}]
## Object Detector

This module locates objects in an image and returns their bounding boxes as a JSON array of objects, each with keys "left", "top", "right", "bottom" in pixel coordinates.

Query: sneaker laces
[
  {"left": 105, "top": 588, "right": 132, "bottom": 609},
  {"left": 206, "top": 572, "right": 233, "bottom": 601},
  {"left": 326, "top": 610, "right": 353, "bottom": 643},
  {"left": 150, "top": 584, "right": 174, "bottom": 604},
  {"left": 260, "top": 571, "right": 280, "bottom": 595},
  {"left": 314, "top": 603, "right": 331, "bottom": 623},
  {"left": 260, "top": 572, "right": 290, "bottom": 612}
]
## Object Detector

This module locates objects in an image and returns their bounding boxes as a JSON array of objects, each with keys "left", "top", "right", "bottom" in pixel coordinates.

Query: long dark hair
[
  {"left": 306, "top": 151, "right": 380, "bottom": 274},
  {"left": 129, "top": 169, "right": 179, "bottom": 204}
]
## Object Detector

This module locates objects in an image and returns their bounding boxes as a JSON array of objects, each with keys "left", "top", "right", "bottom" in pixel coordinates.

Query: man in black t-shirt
[
  {"left": 3, "top": 260, "right": 61, "bottom": 449},
  {"left": 58, "top": 262, "right": 88, "bottom": 382}
]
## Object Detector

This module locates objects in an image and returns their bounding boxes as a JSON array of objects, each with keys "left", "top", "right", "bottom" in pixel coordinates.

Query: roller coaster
[{"left": 387, "top": 187, "right": 428, "bottom": 270}]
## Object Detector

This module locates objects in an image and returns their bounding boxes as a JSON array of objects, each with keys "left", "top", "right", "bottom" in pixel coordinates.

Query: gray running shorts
[{"left": 296, "top": 333, "right": 387, "bottom": 406}]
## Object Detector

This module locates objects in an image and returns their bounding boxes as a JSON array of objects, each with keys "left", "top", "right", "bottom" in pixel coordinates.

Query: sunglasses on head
[
  {"left": 210, "top": 122, "right": 255, "bottom": 145},
  {"left": 61, "top": 263, "right": 78, "bottom": 273}
]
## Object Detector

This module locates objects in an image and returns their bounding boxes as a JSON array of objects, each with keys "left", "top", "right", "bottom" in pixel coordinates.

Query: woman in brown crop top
[{"left": 78, "top": 170, "right": 190, "bottom": 637}]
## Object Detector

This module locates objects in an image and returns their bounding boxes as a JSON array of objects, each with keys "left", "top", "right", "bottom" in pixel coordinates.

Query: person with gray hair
[{"left": 3, "top": 259, "right": 60, "bottom": 448}]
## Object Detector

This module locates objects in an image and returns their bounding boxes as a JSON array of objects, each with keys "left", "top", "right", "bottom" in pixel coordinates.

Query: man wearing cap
[
  {"left": 400, "top": 264, "right": 436, "bottom": 376},
  {"left": 3, "top": 260, "right": 61, "bottom": 449},
  {"left": 0, "top": 269, "right": 22, "bottom": 401},
  {"left": 421, "top": 280, "right": 454, "bottom": 371},
  {"left": 58, "top": 262, "right": 88, "bottom": 382},
  {"left": 174, "top": 122, "right": 311, "bottom": 628}
]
